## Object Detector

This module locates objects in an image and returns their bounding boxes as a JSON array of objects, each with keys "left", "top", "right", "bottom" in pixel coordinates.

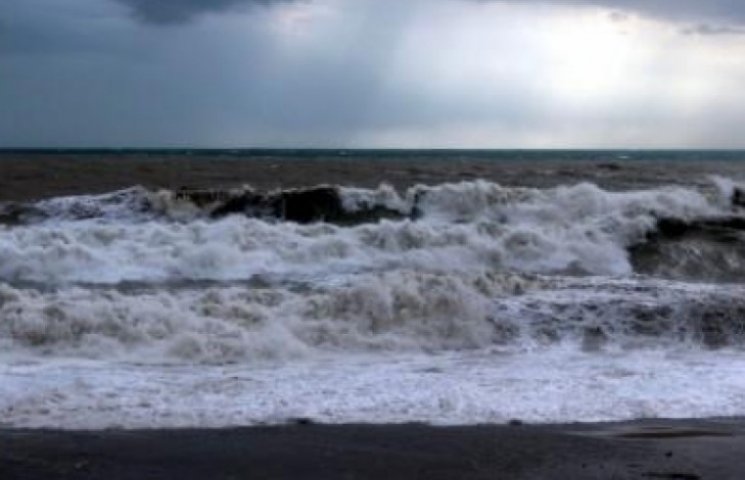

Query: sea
[{"left": 2, "top": 149, "right": 745, "bottom": 429}]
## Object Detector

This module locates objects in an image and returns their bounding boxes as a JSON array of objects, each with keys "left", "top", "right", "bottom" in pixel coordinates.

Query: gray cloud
[
  {"left": 681, "top": 23, "right": 745, "bottom": 36},
  {"left": 463, "top": 0, "right": 745, "bottom": 32},
  {"left": 0, "top": 1, "right": 131, "bottom": 55},
  {"left": 3, "top": 0, "right": 745, "bottom": 148},
  {"left": 514, "top": 1, "right": 745, "bottom": 25},
  {"left": 115, "top": 0, "right": 299, "bottom": 25},
  {"left": 608, "top": 11, "right": 629, "bottom": 23},
  {"left": 114, "top": 0, "right": 745, "bottom": 28}
]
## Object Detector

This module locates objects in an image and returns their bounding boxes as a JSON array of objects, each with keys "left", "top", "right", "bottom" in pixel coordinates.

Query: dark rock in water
[
  {"left": 701, "top": 216, "right": 745, "bottom": 231},
  {"left": 289, "top": 417, "right": 315, "bottom": 426},
  {"left": 733, "top": 187, "right": 745, "bottom": 208},
  {"left": 0, "top": 202, "right": 46, "bottom": 225},
  {"left": 210, "top": 191, "right": 273, "bottom": 219},
  {"left": 178, "top": 186, "right": 406, "bottom": 225},
  {"left": 278, "top": 187, "right": 345, "bottom": 223},
  {"left": 274, "top": 187, "right": 406, "bottom": 224},
  {"left": 410, "top": 190, "right": 427, "bottom": 221},
  {"left": 649, "top": 216, "right": 745, "bottom": 242},
  {"left": 597, "top": 162, "right": 622, "bottom": 171},
  {"left": 629, "top": 215, "right": 745, "bottom": 282},
  {"left": 655, "top": 218, "right": 690, "bottom": 239},
  {"left": 642, "top": 472, "right": 700, "bottom": 479}
]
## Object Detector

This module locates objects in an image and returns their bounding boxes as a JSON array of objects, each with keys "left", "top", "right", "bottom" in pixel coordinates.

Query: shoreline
[{"left": 3, "top": 419, "right": 745, "bottom": 479}]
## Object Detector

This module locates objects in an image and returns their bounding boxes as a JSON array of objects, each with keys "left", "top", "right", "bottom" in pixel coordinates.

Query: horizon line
[{"left": 3, "top": 147, "right": 745, "bottom": 153}]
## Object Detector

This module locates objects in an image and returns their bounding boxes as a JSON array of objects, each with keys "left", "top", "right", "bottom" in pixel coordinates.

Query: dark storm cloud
[
  {"left": 114, "top": 0, "right": 300, "bottom": 24},
  {"left": 0, "top": 2, "right": 138, "bottom": 57},
  {"left": 115, "top": 0, "right": 745, "bottom": 26},
  {"left": 3, "top": 0, "right": 745, "bottom": 148},
  {"left": 110, "top": 0, "right": 745, "bottom": 31}
]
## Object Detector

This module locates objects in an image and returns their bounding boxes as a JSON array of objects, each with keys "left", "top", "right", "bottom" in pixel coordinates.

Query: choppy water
[{"left": 2, "top": 153, "right": 745, "bottom": 429}]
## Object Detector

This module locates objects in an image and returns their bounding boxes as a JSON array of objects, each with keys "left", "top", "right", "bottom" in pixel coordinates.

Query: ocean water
[{"left": 2, "top": 151, "right": 745, "bottom": 429}]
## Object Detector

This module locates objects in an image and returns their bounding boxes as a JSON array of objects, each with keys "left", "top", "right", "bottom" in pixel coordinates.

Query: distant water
[
  {"left": 2, "top": 151, "right": 745, "bottom": 429},
  {"left": 5, "top": 148, "right": 745, "bottom": 166}
]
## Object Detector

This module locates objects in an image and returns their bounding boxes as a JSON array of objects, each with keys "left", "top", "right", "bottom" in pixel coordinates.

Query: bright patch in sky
[{"left": 546, "top": 10, "right": 637, "bottom": 102}]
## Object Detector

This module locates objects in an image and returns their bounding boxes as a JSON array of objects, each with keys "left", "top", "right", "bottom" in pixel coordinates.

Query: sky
[{"left": 2, "top": 0, "right": 745, "bottom": 148}]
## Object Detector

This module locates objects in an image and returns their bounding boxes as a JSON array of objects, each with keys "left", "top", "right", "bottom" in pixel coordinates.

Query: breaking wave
[
  {"left": 4, "top": 175, "right": 745, "bottom": 428},
  {"left": 0, "top": 178, "right": 744, "bottom": 283},
  {"left": 2, "top": 275, "right": 745, "bottom": 363},
  {"left": 0, "top": 178, "right": 744, "bottom": 362}
]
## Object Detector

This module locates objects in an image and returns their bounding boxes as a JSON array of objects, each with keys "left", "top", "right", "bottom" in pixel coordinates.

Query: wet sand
[{"left": 3, "top": 419, "right": 745, "bottom": 479}]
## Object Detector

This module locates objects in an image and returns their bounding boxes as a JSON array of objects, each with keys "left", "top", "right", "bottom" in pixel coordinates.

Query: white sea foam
[
  {"left": 0, "top": 272, "right": 540, "bottom": 362},
  {"left": 34, "top": 187, "right": 154, "bottom": 222},
  {"left": 1, "top": 276, "right": 743, "bottom": 363},
  {"left": 0, "top": 181, "right": 727, "bottom": 284},
  {"left": 4, "top": 348, "right": 745, "bottom": 429},
  {"left": 710, "top": 175, "right": 745, "bottom": 207},
  {"left": 2, "top": 179, "right": 745, "bottom": 428}
]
